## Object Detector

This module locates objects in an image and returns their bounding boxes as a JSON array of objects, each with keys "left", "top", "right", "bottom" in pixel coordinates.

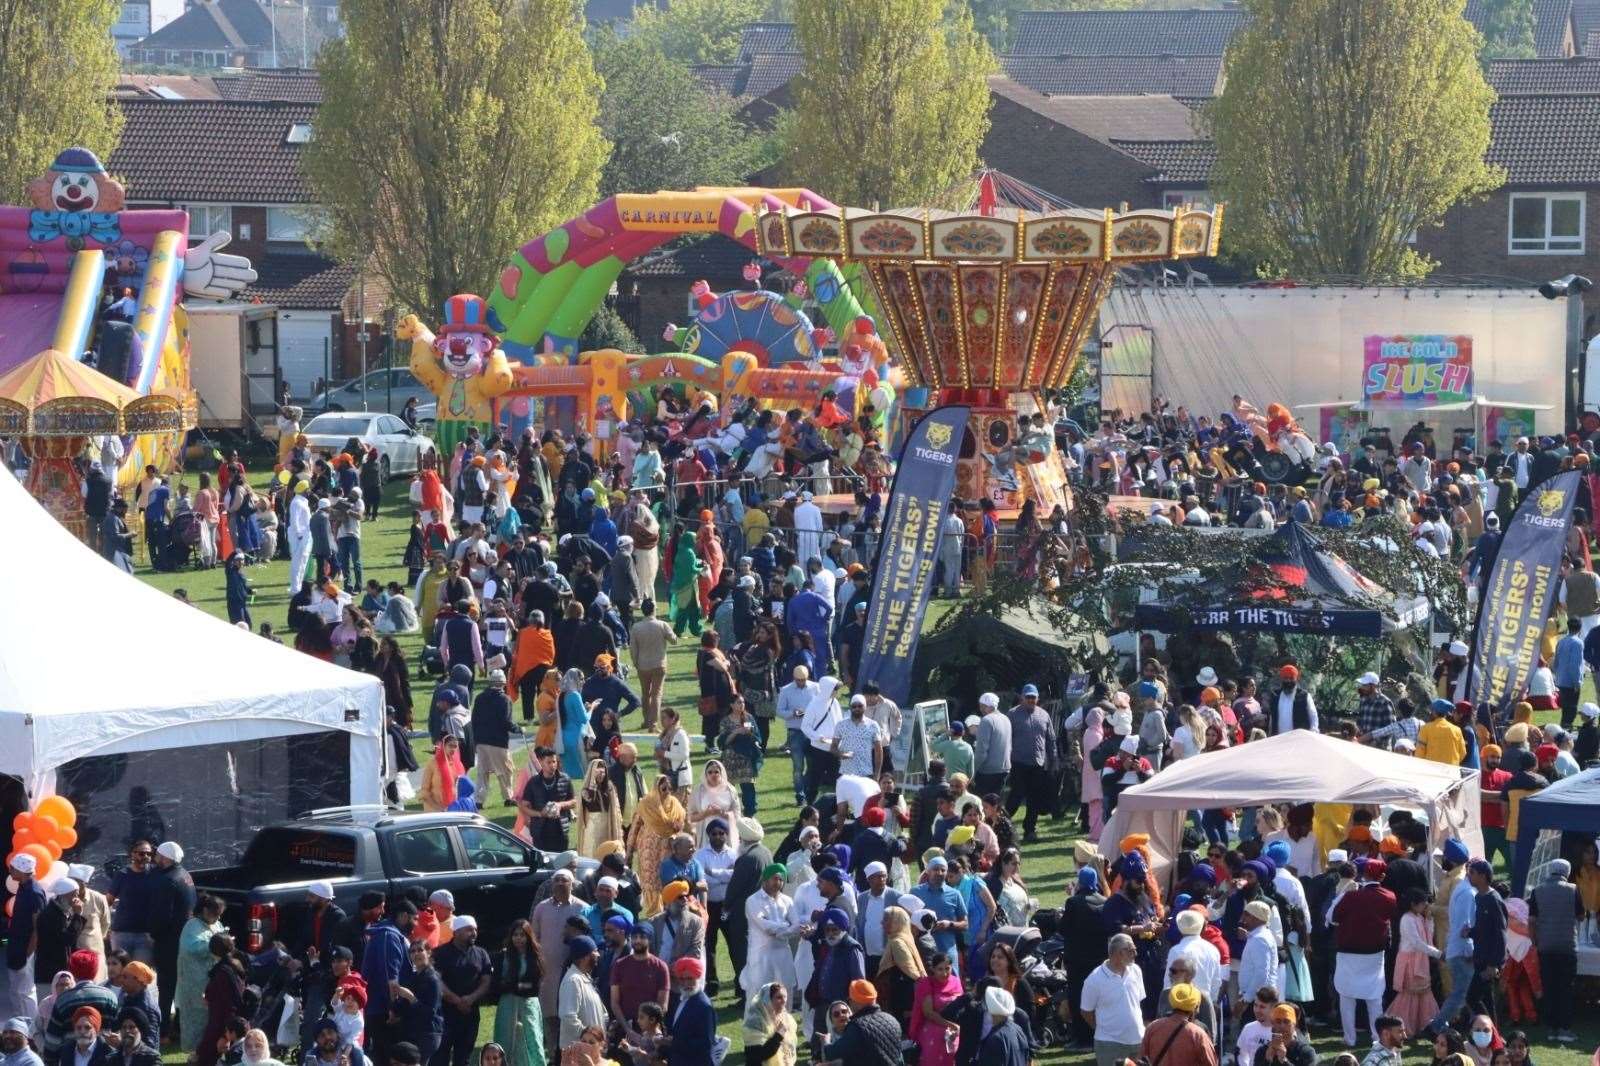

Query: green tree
[
  {"left": 580, "top": 302, "right": 639, "bottom": 351},
  {"left": 1476, "top": 0, "right": 1535, "bottom": 59},
  {"left": 306, "top": 0, "right": 608, "bottom": 317},
  {"left": 1207, "top": 0, "right": 1502, "bottom": 280},
  {"left": 778, "top": 0, "right": 995, "bottom": 208},
  {"left": 627, "top": 0, "right": 768, "bottom": 65},
  {"left": 0, "top": 0, "right": 121, "bottom": 204},
  {"left": 593, "top": 32, "right": 770, "bottom": 197}
]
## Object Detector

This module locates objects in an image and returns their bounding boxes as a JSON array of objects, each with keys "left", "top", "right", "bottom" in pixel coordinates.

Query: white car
[{"left": 300, "top": 411, "right": 435, "bottom": 480}]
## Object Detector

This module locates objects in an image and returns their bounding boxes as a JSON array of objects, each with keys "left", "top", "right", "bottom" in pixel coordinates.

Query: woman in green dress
[
  {"left": 669, "top": 529, "right": 705, "bottom": 636},
  {"left": 177, "top": 893, "right": 228, "bottom": 1054},
  {"left": 492, "top": 918, "right": 546, "bottom": 1066}
]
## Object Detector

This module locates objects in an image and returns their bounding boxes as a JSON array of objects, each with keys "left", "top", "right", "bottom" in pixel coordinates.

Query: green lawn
[{"left": 131, "top": 468, "right": 1600, "bottom": 1064}]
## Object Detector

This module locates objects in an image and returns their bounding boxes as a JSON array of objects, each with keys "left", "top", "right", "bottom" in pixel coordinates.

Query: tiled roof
[
  {"left": 1111, "top": 139, "right": 1218, "bottom": 184},
  {"left": 1486, "top": 93, "right": 1600, "bottom": 183},
  {"left": 242, "top": 253, "right": 358, "bottom": 310},
  {"left": 987, "top": 77, "right": 1202, "bottom": 142},
  {"left": 1576, "top": 0, "right": 1600, "bottom": 48},
  {"left": 737, "top": 22, "right": 795, "bottom": 60},
  {"left": 113, "top": 75, "right": 224, "bottom": 100},
  {"left": 1589, "top": 27, "right": 1600, "bottom": 54},
  {"left": 624, "top": 235, "right": 772, "bottom": 279},
  {"left": 1488, "top": 56, "right": 1600, "bottom": 92},
  {"left": 692, "top": 64, "right": 744, "bottom": 96},
  {"left": 109, "top": 99, "right": 317, "bottom": 204},
  {"left": 215, "top": 69, "right": 323, "bottom": 104},
  {"left": 1010, "top": 8, "right": 1248, "bottom": 57},
  {"left": 1465, "top": 0, "right": 1574, "bottom": 56},
  {"left": 132, "top": 0, "right": 268, "bottom": 51},
  {"left": 1000, "top": 53, "right": 1224, "bottom": 97},
  {"left": 742, "top": 53, "right": 803, "bottom": 99}
]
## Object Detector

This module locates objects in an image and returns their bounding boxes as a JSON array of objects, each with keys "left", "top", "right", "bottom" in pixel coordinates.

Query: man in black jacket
[
  {"left": 148, "top": 842, "right": 195, "bottom": 1030},
  {"left": 818, "top": 981, "right": 901, "bottom": 1066},
  {"left": 1465, "top": 859, "right": 1507, "bottom": 1020},
  {"left": 1061, "top": 866, "right": 1109, "bottom": 1048},
  {"left": 721, "top": 817, "right": 771, "bottom": 1009}
]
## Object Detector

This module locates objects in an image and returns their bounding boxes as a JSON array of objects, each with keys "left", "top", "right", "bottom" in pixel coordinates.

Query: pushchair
[{"left": 152, "top": 511, "right": 200, "bottom": 571}]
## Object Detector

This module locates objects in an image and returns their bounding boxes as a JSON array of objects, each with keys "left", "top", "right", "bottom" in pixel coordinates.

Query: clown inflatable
[{"left": 398, "top": 294, "right": 514, "bottom": 455}]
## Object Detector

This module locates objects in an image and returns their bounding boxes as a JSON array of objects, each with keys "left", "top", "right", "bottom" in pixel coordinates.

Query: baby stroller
[{"left": 153, "top": 511, "right": 201, "bottom": 571}]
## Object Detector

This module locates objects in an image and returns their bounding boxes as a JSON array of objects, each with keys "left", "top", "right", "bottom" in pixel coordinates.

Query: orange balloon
[
  {"left": 34, "top": 796, "right": 75, "bottom": 829},
  {"left": 4, "top": 898, "right": 12, "bottom": 918},
  {"left": 30, "top": 815, "right": 58, "bottom": 840},
  {"left": 21, "top": 843, "right": 52, "bottom": 871},
  {"left": 10, "top": 830, "right": 33, "bottom": 851},
  {"left": 10, "top": 813, "right": 28, "bottom": 833},
  {"left": 3, "top": 852, "right": 17, "bottom": 871},
  {"left": 55, "top": 827, "right": 76, "bottom": 850},
  {"left": 40, "top": 841, "right": 60, "bottom": 862}
]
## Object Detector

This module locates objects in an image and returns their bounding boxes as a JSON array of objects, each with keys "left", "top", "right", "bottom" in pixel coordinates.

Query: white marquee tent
[
  {"left": 0, "top": 468, "right": 383, "bottom": 869},
  {"left": 1102, "top": 731, "right": 1482, "bottom": 886}
]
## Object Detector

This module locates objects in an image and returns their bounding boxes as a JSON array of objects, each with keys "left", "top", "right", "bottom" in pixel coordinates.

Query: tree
[
  {"left": 593, "top": 31, "right": 771, "bottom": 197},
  {"left": 305, "top": 0, "right": 609, "bottom": 318},
  {"left": 0, "top": 0, "right": 121, "bottom": 204},
  {"left": 777, "top": 0, "right": 994, "bottom": 208},
  {"left": 1476, "top": 0, "right": 1535, "bottom": 59},
  {"left": 1207, "top": 0, "right": 1502, "bottom": 280},
  {"left": 580, "top": 302, "right": 639, "bottom": 352},
  {"left": 627, "top": 0, "right": 768, "bottom": 65}
]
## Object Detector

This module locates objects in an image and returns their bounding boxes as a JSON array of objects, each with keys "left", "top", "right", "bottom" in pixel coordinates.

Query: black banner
[
  {"left": 1134, "top": 602, "right": 1382, "bottom": 637},
  {"left": 856, "top": 405, "right": 970, "bottom": 707},
  {"left": 1469, "top": 469, "right": 1581, "bottom": 712}
]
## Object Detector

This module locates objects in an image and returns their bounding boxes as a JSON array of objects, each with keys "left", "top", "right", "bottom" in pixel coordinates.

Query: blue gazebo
[{"left": 1510, "top": 767, "right": 1600, "bottom": 894}]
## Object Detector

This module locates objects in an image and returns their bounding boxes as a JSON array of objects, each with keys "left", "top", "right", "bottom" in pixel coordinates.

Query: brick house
[
  {"left": 108, "top": 95, "right": 383, "bottom": 398},
  {"left": 616, "top": 236, "right": 784, "bottom": 351}
]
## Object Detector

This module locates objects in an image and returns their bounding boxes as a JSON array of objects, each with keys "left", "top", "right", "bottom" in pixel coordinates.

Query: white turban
[{"left": 985, "top": 985, "right": 1015, "bottom": 1017}]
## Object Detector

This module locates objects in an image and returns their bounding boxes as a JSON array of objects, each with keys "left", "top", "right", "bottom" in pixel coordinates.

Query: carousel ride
[{"left": 754, "top": 185, "right": 1223, "bottom": 510}]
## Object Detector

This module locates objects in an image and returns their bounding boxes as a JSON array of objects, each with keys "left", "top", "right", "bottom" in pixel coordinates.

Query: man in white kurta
[
  {"left": 793, "top": 492, "right": 823, "bottom": 564},
  {"left": 286, "top": 484, "right": 312, "bottom": 594},
  {"left": 742, "top": 867, "right": 799, "bottom": 997}
]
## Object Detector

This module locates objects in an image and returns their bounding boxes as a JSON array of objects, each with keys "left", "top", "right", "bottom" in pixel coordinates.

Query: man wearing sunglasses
[{"left": 106, "top": 844, "right": 156, "bottom": 966}]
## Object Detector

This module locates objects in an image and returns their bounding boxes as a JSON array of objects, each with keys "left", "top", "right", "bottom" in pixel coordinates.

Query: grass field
[{"left": 131, "top": 467, "right": 1600, "bottom": 1064}]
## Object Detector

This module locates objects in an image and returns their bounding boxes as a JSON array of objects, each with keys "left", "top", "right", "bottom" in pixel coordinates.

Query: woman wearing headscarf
[
  {"left": 1064, "top": 698, "right": 1107, "bottom": 836},
  {"left": 668, "top": 529, "right": 705, "bottom": 636},
  {"left": 418, "top": 733, "right": 466, "bottom": 812},
  {"left": 741, "top": 981, "right": 797, "bottom": 1066},
  {"left": 876, "top": 905, "right": 927, "bottom": 1024},
  {"left": 197, "top": 935, "right": 245, "bottom": 1066},
  {"left": 629, "top": 775, "right": 686, "bottom": 916},
  {"left": 687, "top": 760, "right": 741, "bottom": 849},
  {"left": 695, "top": 510, "right": 725, "bottom": 615},
  {"left": 176, "top": 895, "right": 227, "bottom": 1055},
  {"left": 908, "top": 949, "right": 963, "bottom": 1066},
  {"left": 557, "top": 669, "right": 589, "bottom": 780},
  {"left": 573, "top": 760, "right": 622, "bottom": 859}
]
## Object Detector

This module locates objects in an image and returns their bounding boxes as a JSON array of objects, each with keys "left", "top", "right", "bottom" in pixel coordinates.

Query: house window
[
  {"left": 285, "top": 123, "right": 314, "bottom": 144},
  {"left": 1162, "top": 190, "right": 1215, "bottom": 210},
  {"left": 181, "top": 204, "right": 232, "bottom": 241},
  {"left": 267, "top": 207, "right": 327, "bottom": 244},
  {"left": 1509, "top": 193, "right": 1585, "bottom": 254}
]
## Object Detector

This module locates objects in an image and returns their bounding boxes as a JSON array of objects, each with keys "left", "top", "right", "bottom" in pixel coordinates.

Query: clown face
[
  {"left": 432, "top": 329, "right": 494, "bottom": 379},
  {"left": 50, "top": 172, "right": 100, "bottom": 213}
]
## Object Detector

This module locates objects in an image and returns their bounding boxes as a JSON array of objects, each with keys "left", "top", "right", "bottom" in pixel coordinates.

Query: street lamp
[{"left": 1540, "top": 274, "right": 1593, "bottom": 428}]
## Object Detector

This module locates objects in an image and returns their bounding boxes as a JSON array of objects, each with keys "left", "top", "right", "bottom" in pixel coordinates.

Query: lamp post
[{"left": 1539, "top": 273, "right": 1592, "bottom": 429}]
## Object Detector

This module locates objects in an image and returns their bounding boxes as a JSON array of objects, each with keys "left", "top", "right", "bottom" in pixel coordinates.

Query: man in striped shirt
[{"left": 1360, "top": 698, "right": 1422, "bottom": 750}]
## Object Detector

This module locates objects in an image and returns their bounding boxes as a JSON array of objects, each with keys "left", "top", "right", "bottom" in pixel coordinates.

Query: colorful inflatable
[{"left": 397, "top": 294, "right": 515, "bottom": 455}]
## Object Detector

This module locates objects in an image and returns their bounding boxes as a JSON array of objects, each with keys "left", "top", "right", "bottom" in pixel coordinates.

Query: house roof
[
  {"left": 113, "top": 75, "right": 224, "bottom": 100},
  {"left": 1589, "top": 27, "right": 1600, "bottom": 54},
  {"left": 692, "top": 64, "right": 744, "bottom": 96},
  {"left": 1009, "top": 8, "right": 1248, "bottom": 57},
  {"left": 1489, "top": 56, "right": 1600, "bottom": 92},
  {"left": 1486, "top": 92, "right": 1600, "bottom": 183},
  {"left": 1465, "top": 0, "right": 1574, "bottom": 56},
  {"left": 109, "top": 99, "right": 317, "bottom": 204},
  {"left": 132, "top": 0, "right": 265, "bottom": 52},
  {"left": 986, "top": 76, "right": 1203, "bottom": 142},
  {"left": 215, "top": 69, "right": 323, "bottom": 104},
  {"left": 737, "top": 22, "right": 795, "bottom": 60},
  {"left": 1111, "top": 139, "right": 1218, "bottom": 185},
  {"left": 242, "top": 253, "right": 358, "bottom": 310},
  {"left": 1576, "top": 0, "right": 1600, "bottom": 48},
  {"left": 1001, "top": 53, "right": 1224, "bottom": 97},
  {"left": 623, "top": 235, "right": 772, "bottom": 279},
  {"left": 742, "top": 53, "right": 803, "bottom": 99}
]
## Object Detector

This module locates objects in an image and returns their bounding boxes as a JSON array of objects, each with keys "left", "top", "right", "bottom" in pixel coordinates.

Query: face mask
[{"left": 1472, "top": 1033, "right": 1493, "bottom": 1049}]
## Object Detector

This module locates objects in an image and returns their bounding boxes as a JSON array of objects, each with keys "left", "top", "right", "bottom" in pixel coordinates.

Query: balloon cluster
[{"left": 6, "top": 796, "right": 78, "bottom": 903}]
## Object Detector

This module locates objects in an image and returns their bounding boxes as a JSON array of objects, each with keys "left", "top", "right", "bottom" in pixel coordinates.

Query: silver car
[
  {"left": 300, "top": 411, "right": 435, "bottom": 480},
  {"left": 308, "top": 367, "right": 431, "bottom": 415}
]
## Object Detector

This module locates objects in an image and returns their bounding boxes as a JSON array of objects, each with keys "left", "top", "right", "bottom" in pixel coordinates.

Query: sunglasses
[{"left": 132, "top": 851, "right": 153, "bottom": 859}]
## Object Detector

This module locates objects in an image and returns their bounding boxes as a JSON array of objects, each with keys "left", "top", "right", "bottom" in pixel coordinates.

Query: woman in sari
[
  {"left": 669, "top": 530, "right": 705, "bottom": 636},
  {"left": 557, "top": 668, "right": 589, "bottom": 780},
  {"left": 877, "top": 905, "right": 927, "bottom": 1025},
  {"left": 493, "top": 920, "right": 546, "bottom": 1066},
  {"left": 574, "top": 760, "right": 622, "bottom": 859},
  {"left": 908, "top": 951, "right": 964, "bottom": 1066},
  {"left": 418, "top": 733, "right": 466, "bottom": 812},
  {"left": 741, "top": 982, "right": 797, "bottom": 1066},
  {"left": 687, "top": 759, "right": 741, "bottom": 849},
  {"left": 695, "top": 510, "right": 724, "bottom": 615},
  {"left": 629, "top": 774, "right": 687, "bottom": 916},
  {"left": 532, "top": 671, "right": 561, "bottom": 750}
]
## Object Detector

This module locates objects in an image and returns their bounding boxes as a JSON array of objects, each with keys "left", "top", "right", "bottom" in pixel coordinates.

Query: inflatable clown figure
[{"left": 397, "top": 294, "right": 514, "bottom": 454}]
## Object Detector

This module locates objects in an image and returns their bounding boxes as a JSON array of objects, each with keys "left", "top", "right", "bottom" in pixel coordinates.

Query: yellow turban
[
  {"left": 660, "top": 880, "right": 690, "bottom": 905},
  {"left": 947, "top": 826, "right": 976, "bottom": 847},
  {"left": 594, "top": 839, "right": 624, "bottom": 861},
  {"left": 1505, "top": 722, "right": 1530, "bottom": 744},
  {"left": 1169, "top": 983, "right": 1202, "bottom": 1013},
  {"left": 1513, "top": 702, "right": 1534, "bottom": 725}
]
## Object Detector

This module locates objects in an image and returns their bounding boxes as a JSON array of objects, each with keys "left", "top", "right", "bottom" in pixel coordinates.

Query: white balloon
[
  {"left": 3, "top": 877, "right": 15, "bottom": 894},
  {"left": 40, "top": 860, "right": 68, "bottom": 890}
]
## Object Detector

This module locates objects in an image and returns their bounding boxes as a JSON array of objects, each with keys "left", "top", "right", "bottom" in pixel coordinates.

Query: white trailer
[{"left": 186, "top": 303, "right": 278, "bottom": 432}]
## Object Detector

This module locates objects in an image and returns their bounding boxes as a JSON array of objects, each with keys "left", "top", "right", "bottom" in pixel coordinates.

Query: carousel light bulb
[{"left": 1013, "top": 306, "right": 1029, "bottom": 325}]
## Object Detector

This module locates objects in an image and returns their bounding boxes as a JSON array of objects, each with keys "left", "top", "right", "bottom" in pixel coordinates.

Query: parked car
[
  {"left": 308, "top": 368, "right": 431, "bottom": 415},
  {"left": 414, "top": 401, "right": 436, "bottom": 434},
  {"left": 190, "top": 807, "right": 597, "bottom": 953},
  {"left": 301, "top": 411, "right": 434, "bottom": 479}
]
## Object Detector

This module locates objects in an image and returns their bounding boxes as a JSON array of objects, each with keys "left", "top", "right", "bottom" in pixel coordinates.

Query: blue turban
[
  {"left": 566, "top": 935, "right": 597, "bottom": 963},
  {"left": 1441, "top": 838, "right": 1470, "bottom": 866},
  {"left": 706, "top": 817, "right": 728, "bottom": 835},
  {"left": 1264, "top": 840, "right": 1291, "bottom": 867},
  {"left": 818, "top": 867, "right": 846, "bottom": 888},
  {"left": 1244, "top": 859, "right": 1272, "bottom": 883},
  {"left": 1430, "top": 698, "right": 1454, "bottom": 716},
  {"left": 1077, "top": 867, "right": 1101, "bottom": 892},
  {"left": 821, "top": 907, "right": 851, "bottom": 931},
  {"left": 825, "top": 844, "right": 852, "bottom": 870},
  {"left": 1121, "top": 851, "right": 1147, "bottom": 881},
  {"left": 1256, "top": 853, "right": 1277, "bottom": 877},
  {"left": 1173, "top": 893, "right": 1193, "bottom": 912},
  {"left": 1191, "top": 862, "right": 1217, "bottom": 886},
  {"left": 604, "top": 915, "right": 632, "bottom": 933}
]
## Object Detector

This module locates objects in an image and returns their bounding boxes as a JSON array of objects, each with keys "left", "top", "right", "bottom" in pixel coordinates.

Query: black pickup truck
[{"left": 191, "top": 807, "right": 596, "bottom": 952}]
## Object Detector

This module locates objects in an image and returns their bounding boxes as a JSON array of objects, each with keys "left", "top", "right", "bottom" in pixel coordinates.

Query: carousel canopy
[
  {"left": 0, "top": 348, "right": 193, "bottom": 436},
  {"left": 755, "top": 202, "right": 1221, "bottom": 393}
]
